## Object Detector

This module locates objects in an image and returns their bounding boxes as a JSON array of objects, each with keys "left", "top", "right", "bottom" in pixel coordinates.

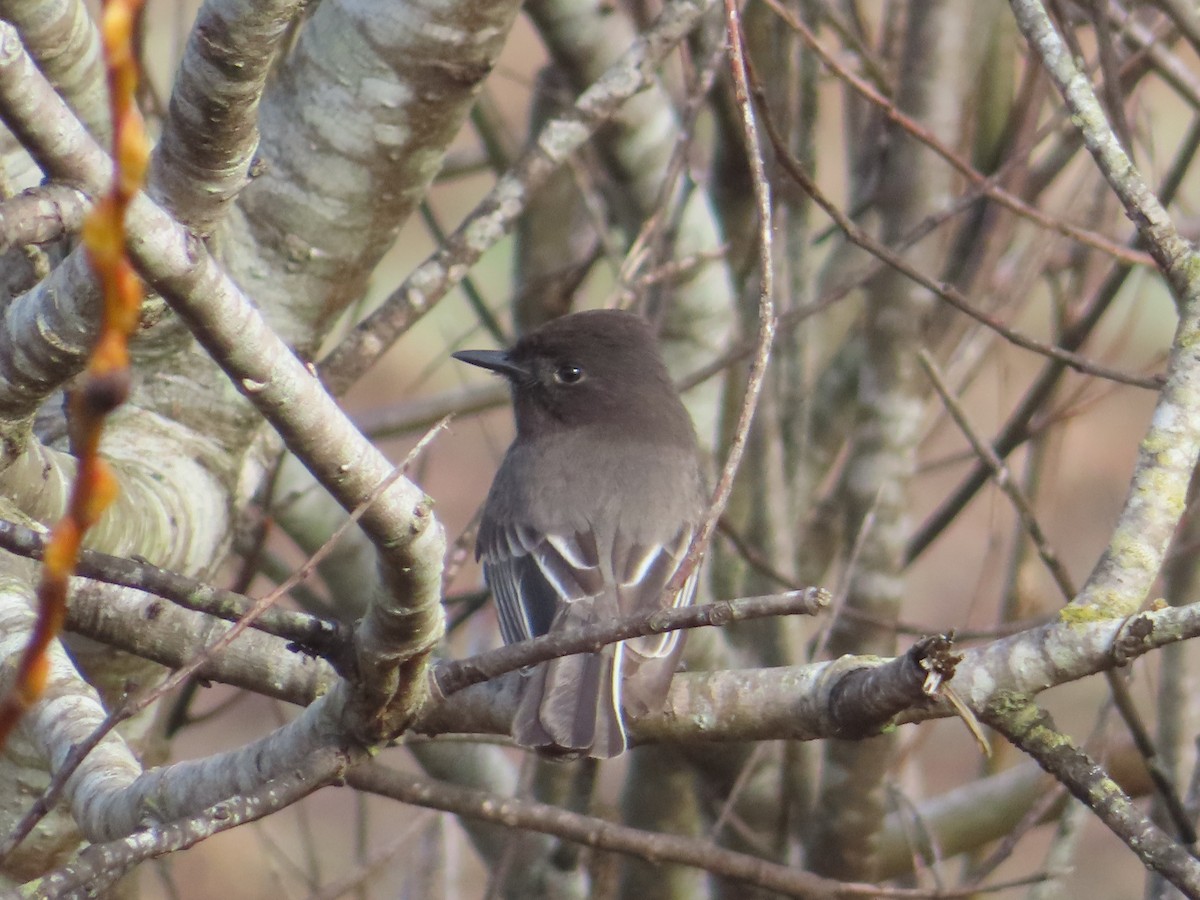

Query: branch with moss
[
  {"left": 1007, "top": 0, "right": 1200, "bottom": 625},
  {"left": 981, "top": 693, "right": 1200, "bottom": 895}
]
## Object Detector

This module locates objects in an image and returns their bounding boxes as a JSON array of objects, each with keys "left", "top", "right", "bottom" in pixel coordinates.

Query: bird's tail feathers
[
  {"left": 618, "top": 641, "right": 683, "bottom": 719},
  {"left": 514, "top": 643, "right": 626, "bottom": 759}
]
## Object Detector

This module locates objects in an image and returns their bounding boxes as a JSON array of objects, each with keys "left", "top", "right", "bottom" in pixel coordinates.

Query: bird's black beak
[{"left": 452, "top": 349, "right": 529, "bottom": 380}]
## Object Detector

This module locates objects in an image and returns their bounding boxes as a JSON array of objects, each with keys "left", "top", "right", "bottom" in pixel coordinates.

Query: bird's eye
[{"left": 554, "top": 364, "right": 584, "bottom": 385}]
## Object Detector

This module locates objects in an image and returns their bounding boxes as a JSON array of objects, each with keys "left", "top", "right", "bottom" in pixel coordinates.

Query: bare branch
[
  {"left": 981, "top": 695, "right": 1200, "bottom": 896},
  {"left": 433, "top": 588, "right": 829, "bottom": 696}
]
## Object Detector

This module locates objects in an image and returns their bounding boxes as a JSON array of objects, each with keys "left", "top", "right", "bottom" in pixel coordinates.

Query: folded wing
[{"left": 478, "top": 518, "right": 697, "bottom": 757}]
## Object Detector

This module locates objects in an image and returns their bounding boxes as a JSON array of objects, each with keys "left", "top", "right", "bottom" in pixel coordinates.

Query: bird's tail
[
  {"left": 513, "top": 638, "right": 686, "bottom": 758},
  {"left": 514, "top": 643, "right": 626, "bottom": 759}
]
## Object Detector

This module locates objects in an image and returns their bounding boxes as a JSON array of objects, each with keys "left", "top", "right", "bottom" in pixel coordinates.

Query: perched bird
[{"left": 453, "top": 310, "right": 706, "bottom": 758}]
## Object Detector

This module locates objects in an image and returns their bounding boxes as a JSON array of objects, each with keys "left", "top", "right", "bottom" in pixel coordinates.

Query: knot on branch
[
  {"left": 914, "top": 632, "right": 962, "bottom": 696},
  {"left": 824, "top": 633, "right": 960, "bottom": 738},
  {"left": 1111, "top": 612, "right": 1155, "bottom": 665}
]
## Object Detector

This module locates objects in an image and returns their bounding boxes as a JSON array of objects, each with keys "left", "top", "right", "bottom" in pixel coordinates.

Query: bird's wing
[
  {"left": 479, "top": 517, "right": 697, "bottom": 758},
  {"left": 478, "top": 518, "right": 697, "bottom": 647},
  {"left": 478, "top": 522, "right": 606, "bottom": 644},
  {"left": 611, "top": 523, "right": 698, "bottom": 659}
]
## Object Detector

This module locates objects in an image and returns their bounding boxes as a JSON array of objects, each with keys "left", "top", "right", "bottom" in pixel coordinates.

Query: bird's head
[{"left": 453, "top": 309, "right": 692, "bottom": 442}]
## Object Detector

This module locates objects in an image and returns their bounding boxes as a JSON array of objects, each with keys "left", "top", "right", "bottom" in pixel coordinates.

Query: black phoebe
[{"left": 453, "top": 310, "right": 706, "bottom": 758}]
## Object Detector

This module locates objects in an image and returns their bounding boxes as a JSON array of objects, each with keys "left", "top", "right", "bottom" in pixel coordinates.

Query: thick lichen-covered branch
[{"left": 1011, "top": 0, "right": 1200, "bottom": 620}]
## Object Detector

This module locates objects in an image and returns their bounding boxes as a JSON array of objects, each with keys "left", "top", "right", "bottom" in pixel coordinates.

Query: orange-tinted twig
[{"left": 0, "top": 0, "right": 148, "bottom": 748}]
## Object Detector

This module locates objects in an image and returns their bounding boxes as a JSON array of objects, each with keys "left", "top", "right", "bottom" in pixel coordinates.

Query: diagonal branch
[
  {"left": 1010, "top": 1, "right": 1196, "bottom": 287},
  {"left": 981, "top": 694, "right": 1200, "bottom": 896},
  {"left": 1010, "top": 0, "right": 1200, "bottom": 619},
  {"left": 0, "top": 0, "right": 110, "bottom": 142}
]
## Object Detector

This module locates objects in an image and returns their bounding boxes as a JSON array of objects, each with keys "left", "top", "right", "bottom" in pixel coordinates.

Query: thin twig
[
  {"left": 433, "top": 588, "right": 829, "bottom": 696},
  {"left": 907, "top": 115, "right": 1200, "bottom": 562},
  {"left": 756, "top": 91, "right": 1161, "bottom": 391},
  {"left": 917, "top": 349, "right": 1076, "bottom": 598},
  {"left": 349, "top": 762, "right": 987, "bottom": 899},
  {"left": 761, "top": 0, "right": 1156, "bottom": 270},
  {"left": 672, "top": 0, "right": 777, "bottom": 590},
  {"left": 0, "top": 519, "right": 352, "bottom": 665}
]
